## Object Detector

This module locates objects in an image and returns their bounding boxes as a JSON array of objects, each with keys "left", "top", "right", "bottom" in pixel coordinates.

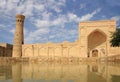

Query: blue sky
[{"left": 0, "top": 0, "right": 120, "bottom": 44}]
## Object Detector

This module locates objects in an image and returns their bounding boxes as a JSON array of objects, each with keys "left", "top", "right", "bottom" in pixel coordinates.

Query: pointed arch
[
  {"left": 23, "top": 47, "right": 33, "bottom": 57},
  {"left": 88, "top": 29, "right": 107, "bottom": 37},
  {"left": 88, "top": 29, "right": 107, "bottom": 51}
]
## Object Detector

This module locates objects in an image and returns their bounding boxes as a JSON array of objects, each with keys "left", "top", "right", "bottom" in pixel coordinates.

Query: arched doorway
[
  {"left": 88, "top": 29, "right": 107, "bottom": 57},
  {"left": 92, "top": 49, "right": 98, "bottom": 57}
]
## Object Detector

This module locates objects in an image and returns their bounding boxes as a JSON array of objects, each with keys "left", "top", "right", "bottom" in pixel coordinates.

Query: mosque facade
[{"left": 0, "top": 14, "right": 120, "bottom": 61}]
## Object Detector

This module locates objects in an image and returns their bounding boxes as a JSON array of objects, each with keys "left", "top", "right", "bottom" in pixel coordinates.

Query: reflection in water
[
  {"left": 12, "top": 63, "right": 22, "bottom": 82},
  {"left": 92, "top": 65, "right": 98, "bottom": 72},
  {"left": 111, "top": 75, "right": 120, "bottom": 82},
  {"left": 0, "top": 62, "right": 120, "bottom": 82},
  {"left": 0, "top": 63, "right": 12, "bottom": 79}
]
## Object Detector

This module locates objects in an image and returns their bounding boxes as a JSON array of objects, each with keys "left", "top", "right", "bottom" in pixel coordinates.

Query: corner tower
[{"left": 12, "top": 14, "right": 25, "bottom": 57}]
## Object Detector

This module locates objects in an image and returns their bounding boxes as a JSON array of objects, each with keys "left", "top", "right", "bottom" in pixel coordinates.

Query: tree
[{"left": 110, "top": 28, "right": 120, "bottom": 47}]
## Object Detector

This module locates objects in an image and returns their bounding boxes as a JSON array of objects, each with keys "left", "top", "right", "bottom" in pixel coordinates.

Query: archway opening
[
  {"left": 92, "top": 49, "right": 98, "bottom": 57},
  {"left": 88, "top": 29, "right": 107, "bottom": 57}
]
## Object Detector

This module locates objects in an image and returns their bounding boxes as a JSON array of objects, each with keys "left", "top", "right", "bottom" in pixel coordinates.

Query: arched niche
[
  {"left": 62, "top": 48, "right": 68, "bottom": 57},
  {"left": 92, "top": 49, "right": 98, "bottom": 57},
  {"left": 54, "top": 47, "right": 61, "bottom": 57},
  {"left": 48, "top": 47, "right": 54, "bottom": 57},
  {"left": 39, "top": 47, "right": 47, "bottom": 57},
  {"left": 88, "top": 29, "right": 107, "bottom": 57},
  {"left": 23, "top": 47, "right": 33, "bottom": 57}
]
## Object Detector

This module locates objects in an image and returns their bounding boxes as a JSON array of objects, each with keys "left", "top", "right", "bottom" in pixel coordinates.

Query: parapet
[
  {"left": 79, "top": 20, "right": 116, "bottom": 27},
  {"left": 16, "top": 14, "right": 25, "bottom": 19}
]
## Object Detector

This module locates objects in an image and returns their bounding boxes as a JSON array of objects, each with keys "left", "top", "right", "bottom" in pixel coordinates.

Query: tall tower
[{"left": 12, "top": 14, "right": 25, "bottom": 57}]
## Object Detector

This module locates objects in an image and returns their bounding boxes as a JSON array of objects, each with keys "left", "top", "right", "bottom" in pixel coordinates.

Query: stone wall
[
  {"left": 21, "top": 63, "right": 88, "bottom": 82},
  {"left": 0, "top": 43, "right": 13, "bottom": 57},
  {"left": 0, "top": 46, "right": 5, "bottom": 57},
  {"left": 21, "top": 20, "right": 119, "bottom": 59},
  {"left": 109, "top": 47, "right": 120, "bottom": 56},
  {"left": 1, "top": 19, "right": 119, "bottom": 60},
  {"left": 22, "top": 41, "right": 80, "bottom": 60}
]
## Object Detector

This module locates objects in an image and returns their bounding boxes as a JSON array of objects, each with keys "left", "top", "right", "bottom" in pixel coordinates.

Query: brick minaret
[{"left": 12, "top": 14, "right": 25, "bottom": 57}]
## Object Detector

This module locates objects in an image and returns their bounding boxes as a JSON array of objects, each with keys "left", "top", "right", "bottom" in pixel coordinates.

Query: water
[{"left": 0, "top": 62, "right": 120, "bottom": 82}]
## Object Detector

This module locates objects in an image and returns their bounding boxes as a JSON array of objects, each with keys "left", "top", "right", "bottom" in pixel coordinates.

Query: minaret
[{"left": 12, "top": 14, "right": 25, "bottom": 57}]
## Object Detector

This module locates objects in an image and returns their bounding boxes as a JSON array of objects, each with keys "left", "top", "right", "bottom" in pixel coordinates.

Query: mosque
[{"left": 0, "top": 14, "right": 120, "bottom": 61}]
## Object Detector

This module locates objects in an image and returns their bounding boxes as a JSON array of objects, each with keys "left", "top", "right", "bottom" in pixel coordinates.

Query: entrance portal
[{"left": 88, "top": 29, "right": 106, "bottom": 57}]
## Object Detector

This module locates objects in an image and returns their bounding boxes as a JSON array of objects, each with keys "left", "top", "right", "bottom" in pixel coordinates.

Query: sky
[{"left": 0, "top": 0, "right": 120, "bottom": 44}]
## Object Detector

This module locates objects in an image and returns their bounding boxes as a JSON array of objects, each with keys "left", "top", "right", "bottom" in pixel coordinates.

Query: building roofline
[{"left": 80, "top": 19, "right": 116, "bottom": 23}]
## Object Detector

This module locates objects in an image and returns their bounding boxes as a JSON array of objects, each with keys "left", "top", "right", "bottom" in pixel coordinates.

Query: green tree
[{"left": 110, "top": 28, "right": 120, "bottom": 47}]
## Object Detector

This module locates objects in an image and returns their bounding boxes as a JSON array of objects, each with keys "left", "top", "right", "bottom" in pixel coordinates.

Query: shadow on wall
[
  {"left": 0, "top": 43, "right": 13, "bottom": 57},
  {"left": 88, "top": 29, "right": 106, "bottom": 51}
]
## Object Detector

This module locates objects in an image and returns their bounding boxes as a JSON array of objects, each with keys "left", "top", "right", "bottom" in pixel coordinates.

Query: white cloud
[
  {"left": 52, "top": 15, "right": 67, "bottom": 26},
  {"left": 67, "top": 8, "right": 100, "bottom": 22},
  {"left": 33, "top": 14, "right": 67, "bottom": 28},
  {"left": 80, "top": 8, "right": 101, "bottom": 21},
  {"left": 0, "top": 23, "right": 14, "bottom": 32},
  {"left": 0, "top": 0, "right": 66, "bottom": 17},
  {"left": 0, "top": 24, "right": 6, "bottom": 28},
  {"left": 111, "top": 16, "right": 120, "bottom": 26},
  {"left": 67, "top": 13, "right": 80, "bottom": 22},
  {"left": 22, "top": 8, "right": 100, "bottom": 43},
  {"left": 46, "top": 0, "right": 66, "bottom": 13},
  {"left": 9, "top": 28, "right": 15, "bottom": 34},
  {"left": 0, "top": 0, "right": 101, "bottom": 43},
  {"left": 35, "top": 20, "right": 50, "bottom": 28},
  {"left": 34, "top": 4, "right": 45, "bottom": 11},
  {"left": 48, "top": 28, "right": 78, "bottom": 42},
  {"left": 41, "top": 12, "right": 52, "bottom": 20},
  {"left": 111, "top": 16, "right": 120, "bottom": 21},
  {"left": 25, "top": 28, "right": 49, "bottom": 43}
]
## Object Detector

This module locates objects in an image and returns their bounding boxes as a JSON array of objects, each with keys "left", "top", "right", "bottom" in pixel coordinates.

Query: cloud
[
  {"left": 111, "top": 16, "right": 120, "bottom": 21},
  {"left": 33, "top": 14, "right": 68, "bottom": 28},
  {"left": 0, "top": 0, "right": 67, "bottom": 43},
  {"left": 22, "top": 8, "right": 100, "bottom": 43},
  {"left": 25, "top": 28, "right": 49, "bottom": 43},
  {"left": 52, "top": 15, "right": 67, "bottom": 27},
  {"left": 67, "top": 8, "right": 100, "bottom": 23},
  {"left": 80, "top": 8, "right": 101, "bottom": 21},
  {"left": 46, "top": 0, "right": 66, "bottom": 13},
  {"left": 0, "top": 0, "right": 101, "bottom": 43},
  {"left": 0, "top": 0, "right": 66, "bottom": 17},
  {"left": 9, "top": 28, "right": 15, "bottom": 34},
  {"left": 0, "top": 24, "right": 6, "bottom": 29},
  {"left": 67, "top": 13, "right": 80, "bottom": 22},
  {"left": 111, "top": 16, "right": 120, "bottom": 26},
  {"left": 35, "top": 20, "right": 50, "bottom": 28}
]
